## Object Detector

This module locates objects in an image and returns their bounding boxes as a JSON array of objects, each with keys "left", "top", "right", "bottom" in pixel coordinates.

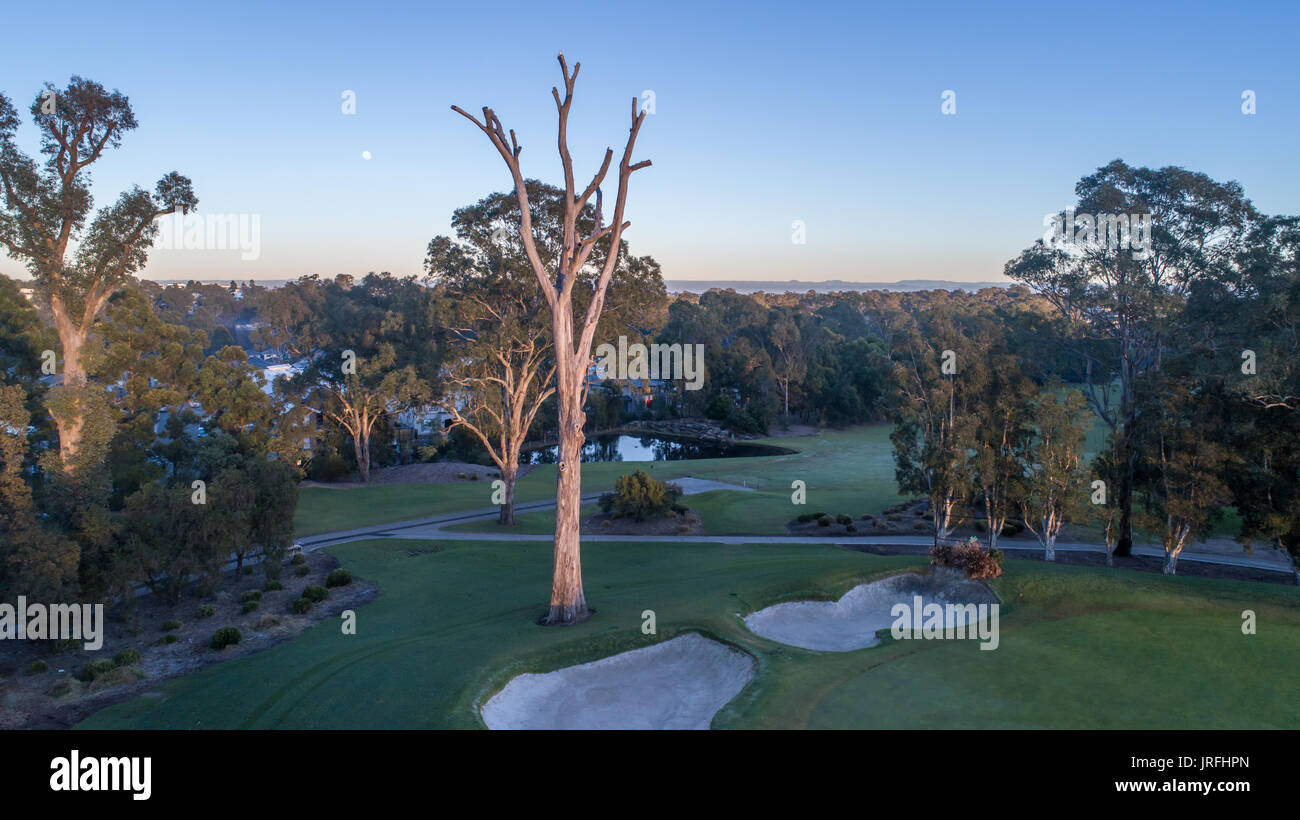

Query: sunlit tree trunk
[{"left": 454, "top": 53, "right": 650, "bottom": 626}]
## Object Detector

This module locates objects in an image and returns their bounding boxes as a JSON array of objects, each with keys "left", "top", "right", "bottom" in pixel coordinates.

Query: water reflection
[{"left": 522, "top": 434, "right": 786, "bottom": 464}]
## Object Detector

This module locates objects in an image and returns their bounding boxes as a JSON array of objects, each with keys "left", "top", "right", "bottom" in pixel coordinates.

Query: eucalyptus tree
[
  {"left": 890, "top": 309, "right": 986, "bottom": 544},
  {"left": 0, "top": 79, "right": 197, "bottom": 471},
  {"left": 1005, "top": 160, "right": 1257, "bottom": 556},
  {"left": 426, "top": 182, "right": 666, "bottom": 525},
  {"left": 453, "top": 55, "right": 651, "bottom": 624},
  {"left": 1017, "top": 386, "right": 1090, "bottom": 561}
]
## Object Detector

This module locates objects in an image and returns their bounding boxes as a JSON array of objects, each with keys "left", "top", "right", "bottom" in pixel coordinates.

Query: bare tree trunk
[
  {"left": 453, "top": 53, "right": 649, "bottom": 628},
  {"left": 1163, "top": 551, "right": 1178, "bottom": 574},
  {"left": 546, "top": 345, "right": 588, "bottom": 624},
  {"left": 351, "top": 428, "right": 370, "bottom": 483},
  {"left": 498, "top": 459, "right": 518, "bottom": 526}
]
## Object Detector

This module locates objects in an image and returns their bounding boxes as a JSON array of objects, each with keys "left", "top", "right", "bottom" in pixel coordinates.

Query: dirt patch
[
  {"left": 481, "top": 632, "right": 754, "bottom": 730},
  {"left": 582, "top": 508, "right": 704, "bottom": 536},
  {"left": 301, "top": 460, "right": 533, "bottom": 489},
  {"left": 0, "top": 549, "right": 378, "bottom": 729}
]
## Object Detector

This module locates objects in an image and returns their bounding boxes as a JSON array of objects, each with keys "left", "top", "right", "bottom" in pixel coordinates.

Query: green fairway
[
  {"left": 441, "top": 424, "right": 905, "bottom": 536},
  {"left": 78, "top": 537, "right": 1300, "bottom": 730}
]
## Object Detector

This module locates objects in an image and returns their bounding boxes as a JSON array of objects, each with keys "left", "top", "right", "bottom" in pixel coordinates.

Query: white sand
[
  {"left": 743, "top": 571, "right": 995, "bottom": 652},
  {"left": 480, "top": 632, "right": 754, "bottom": 730}
]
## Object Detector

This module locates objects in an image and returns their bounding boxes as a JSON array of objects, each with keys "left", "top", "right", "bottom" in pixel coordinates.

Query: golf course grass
[
  {"left": 438, "top": 424, "right": 906, "bottom": 536},
  {"left": 78, "top": 536, "right": 1300, "bottom": 730}
]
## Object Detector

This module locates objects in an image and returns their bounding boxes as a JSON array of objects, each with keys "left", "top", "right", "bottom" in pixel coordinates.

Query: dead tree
[{"left": 453, "top": 53, "right": 650, "bottom": 624}]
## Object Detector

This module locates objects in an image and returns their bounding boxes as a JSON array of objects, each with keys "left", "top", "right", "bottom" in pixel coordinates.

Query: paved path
[{"left": 298, "top": 481, "right": 1295, "bottom": 576}]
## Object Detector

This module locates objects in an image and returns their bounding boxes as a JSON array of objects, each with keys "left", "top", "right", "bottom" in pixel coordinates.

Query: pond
[{"left": 521, "top": 433, "right": 792, "bottom": 464}]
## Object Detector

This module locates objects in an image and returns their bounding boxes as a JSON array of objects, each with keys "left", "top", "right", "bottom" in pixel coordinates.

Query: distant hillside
[{"left": 665, "top": 279, "right": 1011, "bottom": 295}]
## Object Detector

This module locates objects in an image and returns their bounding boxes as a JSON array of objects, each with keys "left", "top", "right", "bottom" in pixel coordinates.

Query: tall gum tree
[
  {"left": 1005, "top": 160, "right": 1255, "bottom": 556},
  {"left": 425, "top": 183, "right": 667, "bottom": 526},
  {"left": 453, "top": 54, "right": 650, "bottom": 625},
  {"left": 0, "top": 78, "right": 197, "bottom": 471}
]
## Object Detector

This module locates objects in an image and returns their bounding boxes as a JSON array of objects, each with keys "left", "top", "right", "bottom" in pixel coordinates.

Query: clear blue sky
[{"left": 2, "top": 0, "right": 1297, "bottom": 283}]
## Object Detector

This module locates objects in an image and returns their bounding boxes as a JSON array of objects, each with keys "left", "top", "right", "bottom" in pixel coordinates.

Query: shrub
[
  {"left": 160, "top": 634, "right": 179, "bottom": 645},
  {"left": 209, "top": 627, "right": 241, "bottom": 650},
  {"left": 597, "top": 470, "right": 683, "bottom": 522},
  {"left": 1002, "top": 520, "right": 1025, "bottom": 536},
  {"left": 291, "top": 598, "right": 312, "bottom": 615},
  {"left": 240, "top": 589, "right": 263, "bottom": 604},
  {"left": 326, "top": 569, "right": 353, "bottom": 588},
  {"left": 294, "top": 564, "right": 311, "bottom": 577},
  {"left": 845, "top": 523, "right": 857, "bottom": 533},
  {"left": 78, "top": 659, "right": 115, "bottom": 682},
  {"left": 817, "top": 515, "right": 832, "bottom": 527},
  {"left": 195, "top": 579, "right": 220, "bottom": 598},
  {"left": 797, "top": 511, "right": 827, "bottom": 523},
  {"left": 264, "top": 580, "right": 284, "bottom": 592},
  {"left": 48, "top": 680, "right": 76, "bottom": 698},
  {"left": 290, "top": 552, "right": 307, "bottom": 566},
  {"left": 161, "top": 619, "right": 181, "bottom": 631},
  {"left": 836, "top": 514, "right": 852, "bottom": 525},
  {"left": 307, "top": 444, "right": 352, "bottom": 482},
  {"left": 930, "top": 541, "right": 1003, "bottom": 579},
  {"left": 27, "top": 660, "right": 47, "bottom": 675},
  {"left": 255, "top": 614, "right": 282, "bottom": 629},
  {"left": 113, "top": 648, "right": 141, "bottom": 667},
  {"left": 197, "top": 605, "right": 215, "bottom": 618},
  {"left": 302, "top": 585, "right": 329, "bottom": 603},
  {"left": 241, "top": 601, "right": 259, "bottom": 614}
]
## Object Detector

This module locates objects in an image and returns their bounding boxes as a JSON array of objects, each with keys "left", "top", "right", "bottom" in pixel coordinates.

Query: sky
[{"left": 1, "top": 0, "right": 1297, "bottom": 284}]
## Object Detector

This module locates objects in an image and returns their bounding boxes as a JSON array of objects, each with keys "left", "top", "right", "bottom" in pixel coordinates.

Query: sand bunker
[
  {"left": 481, "top": 633, "right": 754, "bottom": 730},
  {"left": 743, "top": 570, "right": 996, "bottom": 652}
]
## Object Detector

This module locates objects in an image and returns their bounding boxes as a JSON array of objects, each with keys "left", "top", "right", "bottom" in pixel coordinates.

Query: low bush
[
  {"left": 302, "top": 585, "right": 329, "bottom": 603},
  {"left": 255, "top": 614, "right": 282, "bottom": 629},
  {"left": 48, "top": 680, "right": 76, "bottom": 698},
  {"left": 294, "top": 564, "right": 311, "bottom": 577},
  {"left": 291, "top": 598, "right": 312, "bottom": 615},
  {"left": 817, "top": 515, "right": 832, "bottom": 527},
  {"left": 290, "top": 553, "right": 307, "bottom": 566},
  {"left": 930, "top": 540, "right": 1004, "bottom": 579},
  {"left": 264, "top": 580, "right": 284, "bottom": 592},
  {"left": 209, "top": 627, "right": 241, "bottom": 650},
  {"left": 797, "top": 511, "right": 827, "bottom": 523},
  {"left": 326, "top": 569, "right": 352, "bottom": 588},
  {"left": 240, "top": 589, "right": 263, "bottom": 604},
  {"left": 241, "top": 600, "right": 259, "bottom": 614},
  {"left": 113, "top": 648, "right": 141, "bottom": 667},
  {"left": 836, "top": 514, "right": 852, "bottom": 525},
  {"left": 27, "top": 660, "right": 47, "bottom": 675},
  {"left": 161, "top": 619, "right": 181, "bottom": 631},
  {"left": 197, "top": 605, "right": 215, "bottom": 618},
  {"left": 78, "top": 659, "right": 115, "bottom": 682},
  {"left": 598, "top": 470, "right": 683, "bottom": 522},
  {"left": 160, "top": 634, "right": 179, "bottom": 645}
]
